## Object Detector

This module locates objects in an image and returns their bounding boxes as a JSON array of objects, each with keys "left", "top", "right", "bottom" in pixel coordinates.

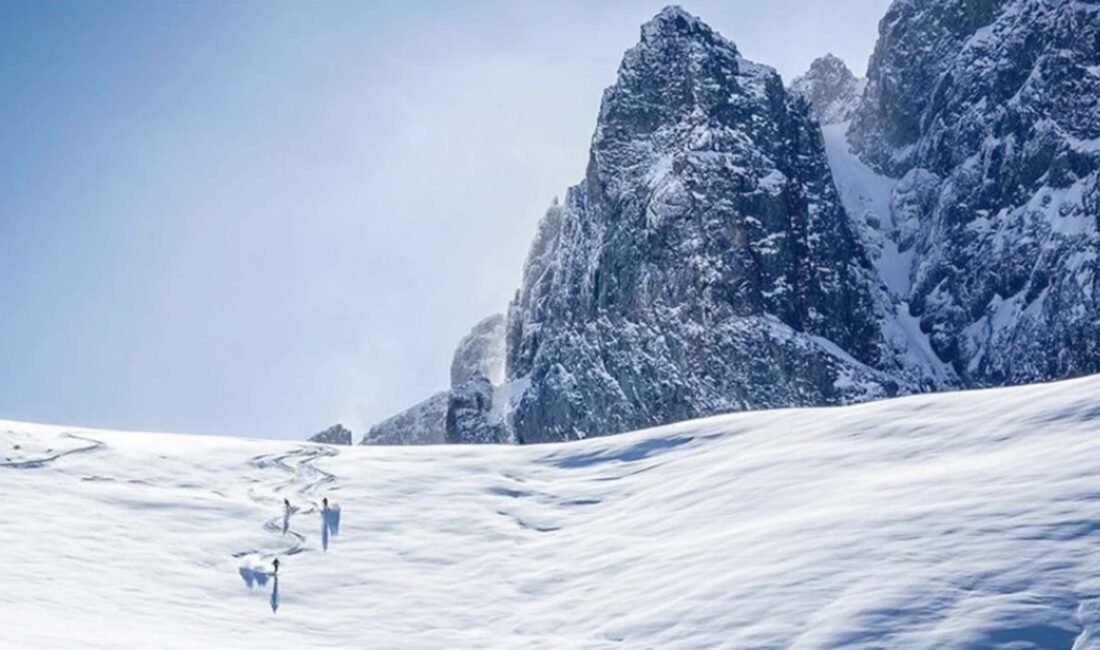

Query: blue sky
[{"left": 0, "top": 1, "right": 890, "bottom": 439}]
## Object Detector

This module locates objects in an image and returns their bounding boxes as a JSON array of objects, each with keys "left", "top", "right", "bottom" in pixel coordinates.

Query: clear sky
[{"left": 0, "top": 0, "right": 891, "bottom": 439}]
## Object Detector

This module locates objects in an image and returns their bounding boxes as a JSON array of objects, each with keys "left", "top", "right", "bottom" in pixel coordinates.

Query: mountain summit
[
  {"left": 363, "top": 2, "right": 1099, "bottom": 446},
  {"left": 790, "top": 54, "right": 865, "bottom": 125},
  {"left": 500, "top": 6, "right": 919, "bottom": 443}
]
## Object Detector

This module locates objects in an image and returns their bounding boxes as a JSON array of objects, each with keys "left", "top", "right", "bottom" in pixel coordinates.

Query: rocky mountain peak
[
  {"left": 638, "top": 5, "right": 733, "bottom": 48},
  {"left": 789, "top": 54, "right": 866, "bottom": 125},
  {"left": 363, "top": 1, "right": 1098, "bottom": 447},
  {"left": 309, "top": 424, "right": 353, "bottom": 446},
  {"left": 501, "top": 7, "right": 911, "bottom": 443},
  {"left": 451, "top": 314, "right": 506, "bottom": 386},
  {"left": 593, "top": 5, "right": 778, "bottom": 160}
]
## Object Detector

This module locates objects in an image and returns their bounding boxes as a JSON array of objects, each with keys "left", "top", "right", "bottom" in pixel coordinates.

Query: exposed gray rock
[
  {"left": 789, "top": 54, "right": 866, "bottom": 125},
  {"left": 361, "top": 314, "right": 506, "bottom": 445},
  {"left": 360, "top": 391, "right": 449, "bottom": 445},
  {"left": 501, "top": 6, "right": 919, "bottom": 443},
  {"left": 450, "top": 314, "right": 506, "bottom": 387},
  {"left": 309, "top": 424, "right": 353, "bottom": 446},
  {"left": 848, "top": 0, "right": 1100, "bottom": 386},
  {"left": 445, "top": 374, "right": 508, "bottom": 444},
  {"left": 365, "top": 1, "right": 1100, "bottom": 446}
]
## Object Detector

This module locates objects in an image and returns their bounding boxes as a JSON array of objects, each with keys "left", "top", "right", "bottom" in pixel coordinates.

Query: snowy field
[{"left": 4, "top": 376, "right": 1100, "bottom": 649}]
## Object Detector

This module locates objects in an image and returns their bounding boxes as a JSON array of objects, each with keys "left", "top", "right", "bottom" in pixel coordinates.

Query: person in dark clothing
[{"left": 272, "top": 557, "right": 280, "bottom": 575}]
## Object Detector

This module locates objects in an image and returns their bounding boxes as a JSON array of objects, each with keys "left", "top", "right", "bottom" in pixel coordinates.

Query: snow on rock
[
  {"left": 5, "top": 375, "right": 1100, "bottom": 647},
  {"left": 362, "top": 314, "right": 506, "bottom": 445},
  {"left": 445, "top": 373, "right": 508, "bottom": 444},
  {"left": 450, "top": 313, "right": 506, "bottom": 387},
  {"left": 366, "top": 2, "right": 1098, "bottom": 445},
  {"left": 789, "top": 54, "right": 866, "bottom": 125},
  {"left": 820, "top": 121, "right": 955, "bottom": 387},
  {"left": 306, "top": 424, "right": 353, "bottom": 446},
  {"left": 848, "top": 0, "right": 1100, "bottom": 386},
  {"left": 360, "top": 390, "right": 449, "bottom": 445},
  {"left": 501, "top": 5, "right": 921, "bottom": 443}
]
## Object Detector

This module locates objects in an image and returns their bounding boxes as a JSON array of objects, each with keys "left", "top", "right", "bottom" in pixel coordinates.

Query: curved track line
[
  {"left": 234, "top": 445, "right": 339, "bottom": 560},
  {"left": 0, "top": 433, "right": 105, "bottom": 469}
]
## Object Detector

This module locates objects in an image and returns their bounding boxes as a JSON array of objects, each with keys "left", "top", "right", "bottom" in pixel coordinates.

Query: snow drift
[{"left": 4, "top": 375, "right": 1100, "bottom": 648}]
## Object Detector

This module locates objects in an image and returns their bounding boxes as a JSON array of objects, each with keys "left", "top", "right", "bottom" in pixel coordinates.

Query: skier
[
  {"left": 322, "top": 497, "right": 328, "bottom": 511},
  {"left": 282, "top": 498, "right": 291, "bottom": 535},
  {"left": 272, "top": 557, "right": 280, "bottom": 575}
]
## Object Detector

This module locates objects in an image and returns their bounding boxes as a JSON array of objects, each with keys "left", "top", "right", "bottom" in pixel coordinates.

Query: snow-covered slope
[{"left": 5, "top": 375, "right": 1100, "bottom": 648}]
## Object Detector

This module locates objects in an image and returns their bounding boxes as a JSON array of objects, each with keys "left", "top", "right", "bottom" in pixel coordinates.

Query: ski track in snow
[
  {"left": 0, "top": 431, "right": 105, "bottom": 469},
  {"left": 4, "top": 376, "right": 1100, "bottom": 648},
  {"left": 238, "top": 446, "right": 339, "bottom": 559}
]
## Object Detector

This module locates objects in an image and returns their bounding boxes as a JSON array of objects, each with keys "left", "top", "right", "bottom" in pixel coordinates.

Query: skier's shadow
[
  {"left": 321, "top": 505, "right": 341, "bottom": 551},
  {"left": 238, "top": 565, "right": 281, "bottom": 613},
  {"left": 238, "top": 566, "right": 269, "bottom": 588},
  {"left": 270, "top": 575, "right": 280, "bottom": 614}
]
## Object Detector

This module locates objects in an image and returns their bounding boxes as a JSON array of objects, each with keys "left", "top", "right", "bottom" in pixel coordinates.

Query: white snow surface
[
  {"left": 5, "top": 375, "right": 1100, "bottom": 648},
  {"left": 821, "top": 121, "right": 955, "bottom": 384},
  {"left": 820, "top": 122, "right": 900, "bottom": 286}
]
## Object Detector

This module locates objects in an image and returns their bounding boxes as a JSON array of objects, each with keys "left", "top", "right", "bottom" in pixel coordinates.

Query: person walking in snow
[{"left": 272, "top": 557, "right": 280, "bottom": 575}]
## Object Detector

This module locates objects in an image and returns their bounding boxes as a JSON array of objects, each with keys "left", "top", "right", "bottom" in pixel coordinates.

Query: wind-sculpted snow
[
  {"left": 848, "top": 0, "right": 1100, "bottom": 387},
  {"left": 3, "top": 376, "right": 1100, "bottom": 647}
]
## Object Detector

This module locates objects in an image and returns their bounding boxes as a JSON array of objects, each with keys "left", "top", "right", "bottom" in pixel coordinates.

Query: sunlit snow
[{"left": 4, "top": 375, "right": 1100, "bottom": 648}]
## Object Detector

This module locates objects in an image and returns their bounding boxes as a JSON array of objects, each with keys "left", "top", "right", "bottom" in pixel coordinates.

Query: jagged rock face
[
  {"left": 789, "top": 54, "right": 866, "bottom": 125},
  {"left": 850, "top": 0, "right": 1100, "bottom": 385},
  {"left": 309, "top": 424, "right": 353, "bottom": 446},
  {"left": 849, "top": 0, "right": 1006, "bottom": 176},
  {"left": 361, "top": 314, "right": 506, "bottom": 445},
  {"left": 444, "top": 374, "right": 508, "bottom": 444},
  {"left": 504, "top": 7, "right": 910, "bottom": 443},
  {"left": 361, "top": 391, "right": 449, "bottom": 445},
  {"left": 450, "top": 314, "right": 506, "bottom": 386}
]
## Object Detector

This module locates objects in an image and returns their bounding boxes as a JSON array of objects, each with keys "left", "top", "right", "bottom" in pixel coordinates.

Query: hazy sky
[{"left": 0, "top": 0, "right": 890, "bottom": 439}]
